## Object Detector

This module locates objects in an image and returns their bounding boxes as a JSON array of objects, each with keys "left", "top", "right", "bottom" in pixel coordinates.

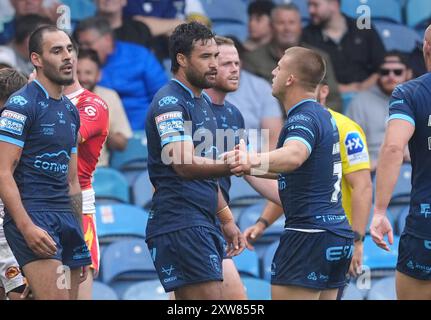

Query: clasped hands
[{"left": 219, "top": 139, "right": 260, "bottom": 177}]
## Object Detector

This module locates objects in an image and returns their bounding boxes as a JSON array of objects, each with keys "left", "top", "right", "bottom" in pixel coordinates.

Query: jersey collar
[
  {"left": 287, "top": 98, "right": 317, "bottom": 117},
  {"left": 171, "top": 78, "right": 212, "bottom": 103}
]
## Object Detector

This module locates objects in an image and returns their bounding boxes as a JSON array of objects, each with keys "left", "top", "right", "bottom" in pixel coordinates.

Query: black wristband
[
  {"left": 256, "top": 217, "right": 269, "bottom": 228},
  {"left": 353, "top": 231, "right": 365, "bottom": 243}
]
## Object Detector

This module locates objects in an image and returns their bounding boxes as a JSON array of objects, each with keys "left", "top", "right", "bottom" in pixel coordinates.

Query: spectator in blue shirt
[{"left": 74, "top": 17, "right": 168, "bottom": 130}]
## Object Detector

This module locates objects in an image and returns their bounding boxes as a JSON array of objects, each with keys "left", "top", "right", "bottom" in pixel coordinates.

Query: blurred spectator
[
  {"left": 243, "top": 3, "right": 342, "bottom": 112},
  {"left": 95, "top": 0, "right": 152, "bottom": 48},
  {"left": 74, "top": 17, "right": 168, "bottom": 130},
  {"left": 0, "top": 46, "right": 17, "bottom": 69},
  {"left": 123, "top": 0, "right": 186, "bottom": 60},
  {"left": 346, "top": 52, "right": 412, "bottom": 170},
  {"left": 302, "top": 0, "right": 386, "bottom": 93},
  {"left": 0, "top": 0, "right": 52, "bottom": 45},
  {"left": 227, "top": 37, "right": 282, "bottom": 151},
  {"left": 77, "top": 48, "right": 132, "bottom": 167},
  {"left": 10, "top": 14, "right": 52, "bottom": 76},
  {"left": 244, "top": 0, "right": 274, "bottom": 52},
  {"left": 0, "top": 68, "right": 27, "bottom": 106}
]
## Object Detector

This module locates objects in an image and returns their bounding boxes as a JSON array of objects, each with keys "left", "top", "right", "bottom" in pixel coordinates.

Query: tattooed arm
[{"left": 68, "top": 150, "right": 83, "bottom": 230}]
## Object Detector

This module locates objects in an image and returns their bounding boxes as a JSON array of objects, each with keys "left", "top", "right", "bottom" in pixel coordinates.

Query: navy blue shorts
[
  {"left": 271, "top": 230, "right": 353, "bottom": 290},
  {"left": 397, "top": 233, "right": 431, "bottom": 280},
  {"left": 146, "top": 226, "right": 225, "bottom": 292},
  {"left": 4, "top": 211, "right": 92, "bottom": 269}
]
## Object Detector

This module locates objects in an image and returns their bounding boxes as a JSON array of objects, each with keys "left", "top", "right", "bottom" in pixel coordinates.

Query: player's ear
[
  {"left": 30, "top": 52, "right": 42, "bottom": 69},
  {"left": 177, "top": 53, "right": 187, "bottom": 69},
  {"left": 285, "top": 74, "right": 294, "bottom": 87}
]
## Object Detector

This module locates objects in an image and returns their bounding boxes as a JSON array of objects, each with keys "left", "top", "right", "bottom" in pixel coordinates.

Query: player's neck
[
  {"left": 174, "top": 73, "right": 203, "bottom": 98},
  {"left": 34, "top": 74, "right": 64, "bottom": 100},
  {"left": 63, "top": 80, "right": 83, "bottom": 96},
  {"left": 204, "top": 88, "right": 226, "bottom": 105},
  {"left": 283, "top": 89, "right": 316, "bottom": 114}
]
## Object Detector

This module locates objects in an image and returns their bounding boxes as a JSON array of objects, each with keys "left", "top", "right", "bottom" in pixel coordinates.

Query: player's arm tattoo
[{"left": 70, "top": 192, "right": 83, "bottom": 230}]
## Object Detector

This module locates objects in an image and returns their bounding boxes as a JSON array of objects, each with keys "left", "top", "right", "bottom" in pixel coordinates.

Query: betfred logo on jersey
[
  {"left": 155, "top": 111, "right": 184, "bottom": 137},
  {"left": 345, "top": 132, "right": 369, "bottom": 165},
  {"left": 1, "top": 110, "right": 27, "bottom": 123}
]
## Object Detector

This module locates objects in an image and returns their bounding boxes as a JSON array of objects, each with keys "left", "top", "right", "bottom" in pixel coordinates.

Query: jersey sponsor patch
[
  {"left": 0, "top": 117, "right": 24, "bottom": 135},
  {"left": 158, "top": 96, "right": 179, "bottom": 107},
  {"left": 1, "top": 110, "right": 27, "bottom": 123},
  {"left": 8, "top": 95, "right": 28, "bottom": 106},
  {"left": 344, "top": 131, "right": 369, "bottom": 165},
  {"left": 84, "top": 105, "right": 97, "bottom": 117},
  {"left": 155, "top": 111, "right": 184, "bottom": 137}
]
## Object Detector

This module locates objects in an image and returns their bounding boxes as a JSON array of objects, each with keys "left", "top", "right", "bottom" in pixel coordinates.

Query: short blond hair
[{"left": 214, "top": 36, "right": 234, "bottom": 47}]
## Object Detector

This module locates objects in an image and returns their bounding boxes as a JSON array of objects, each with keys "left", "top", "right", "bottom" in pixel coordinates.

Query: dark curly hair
[{"left": 169, "top": 22, "right": 215, "bottom": 73}]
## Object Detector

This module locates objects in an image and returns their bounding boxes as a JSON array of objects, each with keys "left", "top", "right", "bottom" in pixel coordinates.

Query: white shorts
[{"left": 0, "top": 238, "right": 25, "bottom": 293}]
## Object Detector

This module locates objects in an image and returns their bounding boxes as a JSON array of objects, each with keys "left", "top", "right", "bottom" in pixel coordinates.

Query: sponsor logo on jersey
[
  {"left": 33, "top": 150, "right": 70, "bottom": 174},
  {"left": 155, "top": 111, "right": 184, "bottom": 137},
  {"left": 344, "top": 131, "right": 369, "bottom": 165},
  {"left": 9, "top": 95, "right": 27, "bottom": 106},
  {"left": 0, "top": 117, "right": 24, "bottom": 135},
  {"left": 158, "top": 96, "right": 178, "bottom": 107},
  {"left": 1, "top": 110, "right": 27, "bottom": 123},
  {"left": 84, "top": 106, "right": 97, "bottom": 117}
]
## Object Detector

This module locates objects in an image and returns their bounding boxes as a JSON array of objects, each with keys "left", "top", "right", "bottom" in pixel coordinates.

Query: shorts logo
[
  {"left": 271, "top": 262, "right": 276, "bottom": 276},
  {"left": 73, "top": 244, "right": 91, "bottom": 260},
  {"left": 0, "top": 117, "right": 24, "bottom": 135},
  {"left": 155, "top": 111, "right": 184, "bottom": 137},
  {"left": 9, "top": 95, "right": 27, "bottom": 106},
  {"left": 84, "top": 106, "right": 97, "bottom": 117},
  {"left": 345, "top": 131, "right": 369, "bottom": 165},
  {"left": 209, "top": 254, "right": 221, "bottom": 273},
  {"left": 307, "top": 272, "right": 317, "bottom": 281},
  {"left": 407, "top": 260, "right": 415, "bottom": 270},
  {"left": 161, "top": 265, "right": 174, "bottom": 276},
  {"left": 5, "top": 266, "right": 21, "bottom": 279},
  {"left": 420, "top": 203, "right": 431, "bottom": 218},
  {"left": 424, "top": 241, "right": 431, "bottom": 250},
  {"left": 158, "top": 96, "right": 178, "bottom": 107},
  {"left": 326, "top": 245, "right": 354, "bottom": 261}
]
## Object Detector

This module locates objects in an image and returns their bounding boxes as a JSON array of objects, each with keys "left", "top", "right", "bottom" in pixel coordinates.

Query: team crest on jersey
[
  {"left": 8, "top": 95, "right": 27, "bottom": 106},
  {"left": 155, "top": 111, "right": 184, "bottom": 137},
  {"left": 5, "top": 266, "right": 21, "bottom": 279},
  {"left": 158, "top": 96, "right": 178, "bottom": 107},
  {"left": 344, "top": 131, "right": 369, "bottom": 165},
  {"left": 84, "top": 105, "right": 97, "bottom": 117}
]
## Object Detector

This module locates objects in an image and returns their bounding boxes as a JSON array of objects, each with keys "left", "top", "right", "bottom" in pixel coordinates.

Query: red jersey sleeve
[{"left": 78, "top": 95, "right": 109, "bottom": 142}]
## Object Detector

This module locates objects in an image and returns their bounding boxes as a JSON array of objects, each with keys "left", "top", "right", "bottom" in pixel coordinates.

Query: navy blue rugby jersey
[
  {"left": 0, "top": 80, "right": 80, "bottom": 214},
  {"left": 277, "top": 99, "right": 353, "bottom": 238}
]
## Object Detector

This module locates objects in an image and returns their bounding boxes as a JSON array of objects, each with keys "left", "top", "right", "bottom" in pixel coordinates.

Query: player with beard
[
  {"left": 0, "top": 26, "right": 91, "bottom": 300},
  {"left": 145, "top": 22, "right": 245, "bottom": 300}
]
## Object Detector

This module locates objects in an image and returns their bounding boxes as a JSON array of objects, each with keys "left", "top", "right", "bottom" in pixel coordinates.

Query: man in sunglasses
[{"left": 346, "top": 52, "right": 412, "bottom": 171}]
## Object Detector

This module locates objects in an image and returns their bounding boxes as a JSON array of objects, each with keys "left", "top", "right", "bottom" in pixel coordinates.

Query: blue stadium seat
[
  {"left": 363, "top": 235, "right": 399, "bottom": 273},
  {"left": 110, "top": 131, "right": 148, "bottom": 171},
  {"left": 201, "top": 0, "right": 248, "bottom": 25},
  {"left": 93, "top": 167, "right": 130, "bottom": 203},
  {"left": 392, "top": 163, "right": 412, "bottom": 203},
  {"left": 122, "top": 279, "right": 169, "bottom": 300},
  {"left": 95, "top": 204, "right": 148, "bottom": 243},
  {"left": 212, "top": 22, "right": 248, "bottom": 43},
  {"left": 341, "top": 0, "right": 402, "bottom": 24},
  {"left": 368, "top": 276, "right": 397, "bottom": 300},
  {"left": 238, "top": 201, "right": 284, "bottom": 243},
  {"left": 341, "top": 281, "right": 366, "bottom": 300},
  {"left": 92, "top": 281, "right": 118, "bottom": 300},
  {"left": 407, "top": 0, "right": 431, "bottom": 27},
  {"left": 101, "top": 239, "right": 157, "bottom": 296},
  {"left": 132, "top": 170, "right": 153, "bottom": 209},
  {"left": 396, "top": 205, "right": 409, "bottom": 235},
  {"left": 262, "top": 241, "right": 279, "bottom": 281},
  {"left": 242, "top": 277, "right": 271, "bottom": 300},
  {"left": 62, "top": 0, "right": 96, "bottom": 22},
  {"left": 229, "top": 176, "right": 262, "bottom": 206},
  {"left": 232, "top": 249, "right": 260, "bottom": 278},
  {"left": 374, "top": 21, "right": 422, "bottom": 53}
]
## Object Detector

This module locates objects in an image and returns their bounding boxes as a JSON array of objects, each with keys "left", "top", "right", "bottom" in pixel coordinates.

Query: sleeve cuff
[
  {"left": 0, "top": 135, "right": 24, "bottom": 148},
  {"left": 387, "top": 114, "right": 415, "bottom": 126},
  {"left": 284, "top": 137, "right": 312, "bottom": 154},
  {"left": 161, "top": 135, "right": 193, "bottom": 147}
]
